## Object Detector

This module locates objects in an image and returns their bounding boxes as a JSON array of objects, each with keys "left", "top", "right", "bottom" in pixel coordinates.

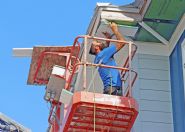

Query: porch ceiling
[{"left": 135, "top": 0, "right": 185, "bottom": 42}]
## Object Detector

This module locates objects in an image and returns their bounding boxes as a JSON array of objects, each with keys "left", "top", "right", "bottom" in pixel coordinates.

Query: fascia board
[
  {"left": 13, "top": 48, "right": 33, "bottom": 57},
  {"left": 96, "top": 22, "right": 138, "bottom": 37},
  {"left": 103, "top": 7, "right": 140, "bottom": 13},
  {"left": 101, "top": 11, "right": 136, "bottom": 22}
]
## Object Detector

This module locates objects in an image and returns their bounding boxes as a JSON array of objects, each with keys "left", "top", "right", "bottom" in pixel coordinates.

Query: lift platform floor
[{"left": 61, "top": 91, "right": 138, "bottom": 132}]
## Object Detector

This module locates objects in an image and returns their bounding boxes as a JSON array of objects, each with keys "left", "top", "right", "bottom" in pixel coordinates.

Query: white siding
[
  {"left": 133, "top": 53, "right": 174, "bottom": 132},
  {"left": 141, "top": 122, "right": 173, "bottom": 132}
]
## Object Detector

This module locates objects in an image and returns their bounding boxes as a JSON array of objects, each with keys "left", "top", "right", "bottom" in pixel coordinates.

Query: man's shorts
[{"left": 103, "top": 86, "right": 122, "bottom": 96}]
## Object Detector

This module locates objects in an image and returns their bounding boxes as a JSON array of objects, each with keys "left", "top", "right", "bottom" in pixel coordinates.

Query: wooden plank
[
  {"left": 140, "top": 89, "right": 171, "bottom": 102},
  {"left": 139, "top": 79, "right": 170, "bottom": 91},
  {"left": 101, "top": 11, "right": 135, "bottom": 22},
  {"left": 139, "top": 58, "right": 169, "bottom": 70},
  {"left": 141, "top": 122, "right": 173, "bottom": 132},
  {"left": 140, "top": 111, "right": 173, "bottom": 123},
  {"left": 97, "top": 20, "right": 139, "bottom": 37},
  {"left": 140, "top": 100, "right": 172, "bottom": 113},
  {"left": 139, "top": 69, "right": 169, "bottom": 81},
  {"left": 136, "top": 41, "right": 169, "bottom": 56},
  {"left": 138, "top": 54, "right": 169, "bottom": 60}
]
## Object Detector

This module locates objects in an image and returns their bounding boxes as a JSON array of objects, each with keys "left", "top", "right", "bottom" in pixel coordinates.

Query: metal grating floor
[{"left": 61, "top": 92, "right": 138, "bottom": 132}]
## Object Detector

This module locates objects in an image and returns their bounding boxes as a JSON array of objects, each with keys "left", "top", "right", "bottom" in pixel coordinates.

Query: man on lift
[{"left": 92, "top": 22, "right": 126, "bottom": 96}]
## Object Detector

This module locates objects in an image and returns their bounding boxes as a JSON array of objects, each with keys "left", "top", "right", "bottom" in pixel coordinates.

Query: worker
[{"left": 92, "top": 22, "right": 126, "bottom": 96}]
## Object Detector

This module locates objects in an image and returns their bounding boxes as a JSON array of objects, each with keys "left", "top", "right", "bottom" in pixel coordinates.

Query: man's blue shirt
[{"left": 94, "top": 45, "right": 122, "bottom": 89}]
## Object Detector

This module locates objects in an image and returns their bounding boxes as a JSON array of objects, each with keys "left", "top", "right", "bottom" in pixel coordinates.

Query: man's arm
[{"left": 109, "top": 22, "right": 126, "bottom": 52}]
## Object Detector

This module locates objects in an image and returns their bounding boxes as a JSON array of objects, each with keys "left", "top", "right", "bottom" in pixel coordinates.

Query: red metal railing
[
  {"left": 123, "top": 70, "right": 138, "bottom": 97},
  {"left": 64, "top": 35, "right": 130, "bottom": 89},
  {"left": 65, "top": 37, "right": 81, "bottom": 72},
  {"left": 33, "top": 35, "right": 138, "bottom": 96},
  {"left": 33, "top": 44, "right": 80, "bottom": 85},
  {"left": 65, "top": 62, "right": 130, "bottom": 90},
  {"left": 122, "top": 44, "right": 137, "bottom": 70},
  {"left": 44, "top": 35, "right": 138, "bottom": 131},
  {"left": 65, "top": 35, "right": 138, "bottom": 97},
  {"left": 119, "top": 43, "right": 137, "bottom": 96}
]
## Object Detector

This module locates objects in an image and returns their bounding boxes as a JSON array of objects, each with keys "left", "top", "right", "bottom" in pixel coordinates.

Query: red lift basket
[{"left": 61, "top": 91, "right": 139, "bottom": 132}]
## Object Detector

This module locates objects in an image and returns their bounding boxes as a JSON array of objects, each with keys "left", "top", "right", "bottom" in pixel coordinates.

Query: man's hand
[
  {"left": 109, "top": 22, "right": 119, "bottom": 33},
  {"left": 109, "top": 22, "right": 126, "bottom": 52}
]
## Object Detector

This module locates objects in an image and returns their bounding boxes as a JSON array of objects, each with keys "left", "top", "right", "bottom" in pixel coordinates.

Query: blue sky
[{"left": 0, "top": 0, "right": 133, "bottom": 131}]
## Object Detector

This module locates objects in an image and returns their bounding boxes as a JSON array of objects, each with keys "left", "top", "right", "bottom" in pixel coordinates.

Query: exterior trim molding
[
  {"left": 170, "top": 30, "right": 185, "bottom": 132},
  {"left": 169, "top": 13, "right": 185, "bottom": 55},
  {"left": 139, "top": 22, "right": 170, "bottom": 45}
]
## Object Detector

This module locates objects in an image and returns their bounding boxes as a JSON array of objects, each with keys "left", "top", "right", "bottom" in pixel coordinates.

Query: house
[
  {"left": 0, "top": 112, "right": 31, "bottom": 132},
  {"left": 72, "top": 0, "right": 185, "bottom": 131},
  {"left": 83, "top": 0, "right": 184, "bottom": 132}
]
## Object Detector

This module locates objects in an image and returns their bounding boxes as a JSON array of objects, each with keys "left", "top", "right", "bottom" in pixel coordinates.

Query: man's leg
[
  {"left": 116, "top": 89, "right": 122, "bottom": 96},
  {"left": 103, "top": 86, "right": 116, "bottom": 95},
  {"left": 103, "top": 86, "right": 122, "bottom": 96}
]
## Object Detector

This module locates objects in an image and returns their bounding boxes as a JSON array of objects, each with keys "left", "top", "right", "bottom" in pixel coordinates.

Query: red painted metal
[
  {"left": 126, "top": 70, "right": 138, "bottom": 97},
  {"left": 31, "top": 35, "right": 138, "bottom": 131},
  {"left": 60, "top": 91, "right": 138, "bottom": 132},
  {"left": 51, "top": 105, "right": 61, "bottom": 132},
  {"left": 65, "top": 35, "right": 131, "bottom": 90},
  {"left": 121, "top": 44, "right": 137, "bottom": 84},
  {"left": 122, "top": 44, "right": 138, "bottom": 71},
  {"left": 65, "top": 36, "right": 81, "bottom": 71},
  {"left": 48, "top": 104, "right": 55, "bottom": 125},
  {"left": 32, "top": 38, "right": 81, "bottom": 85},
  {"left": 120, "top": 43, "right": 138, "bottom": 97},
  {"left": 66, "top": 62, "right": 130, "bottom": 90},
  {"left": 33, "top": 51, "right": 69, "bottom": 84}
]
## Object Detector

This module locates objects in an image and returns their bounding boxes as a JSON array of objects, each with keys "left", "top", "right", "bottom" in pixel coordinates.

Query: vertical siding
[{"left": 133, "top": 54, "right": 174, "bottom": 132}]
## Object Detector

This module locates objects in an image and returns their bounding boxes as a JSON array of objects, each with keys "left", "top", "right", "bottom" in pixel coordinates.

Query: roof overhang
[
  {"left": 87, "top": 0, "right": 151, "bottom": 36},
  {"left": 87, "top": 0, "right": 185, "bottom": 56}
]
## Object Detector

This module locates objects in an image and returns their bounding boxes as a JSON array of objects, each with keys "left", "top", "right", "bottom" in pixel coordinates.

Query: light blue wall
[
  {"left": 137, "top": 54, "right": 173, "bottom": 132},
  {"left": 170, "top": 30, "right": 185, "bottom": 132}
]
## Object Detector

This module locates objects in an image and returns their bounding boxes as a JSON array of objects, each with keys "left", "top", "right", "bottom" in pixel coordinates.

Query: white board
[
  {"left": 181, "top": 39, "right": 185, "bottom": 101},
  {"left": 96, "top": 20, "right": 138, "bottom": 37}
]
